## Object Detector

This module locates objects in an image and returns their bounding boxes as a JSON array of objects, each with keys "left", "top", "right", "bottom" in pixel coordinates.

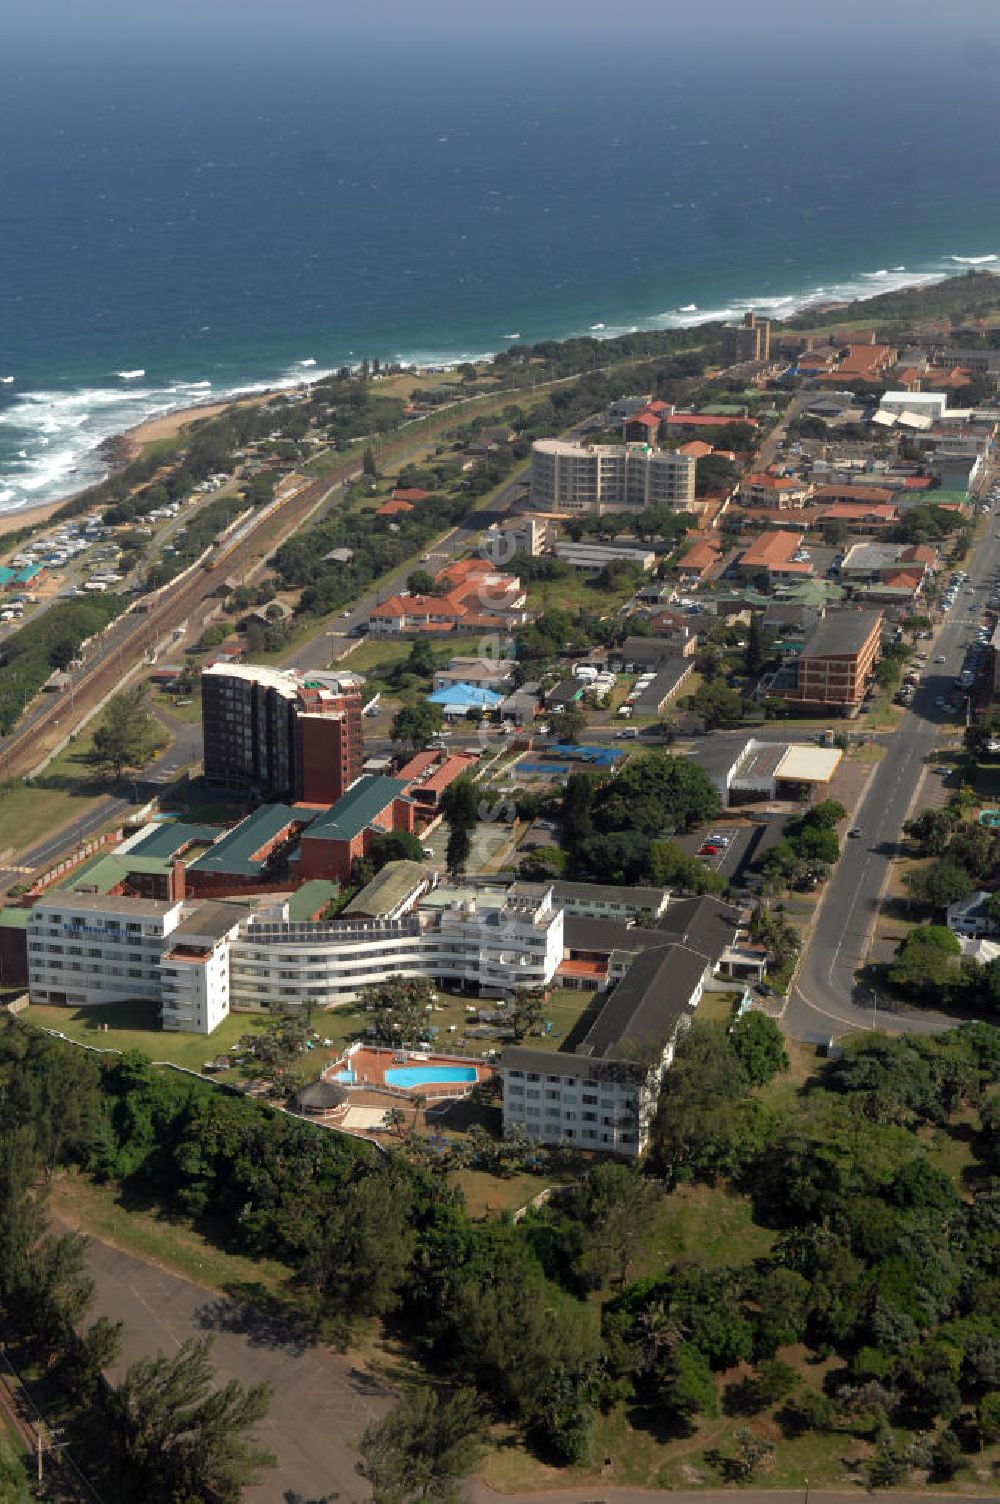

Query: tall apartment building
[
  {"left": 530, "top": 440, "right": 696, "bottom": 515},
  {"left": 201, "top": 664, "right": 363, "bottom": 804},
  {"left": 723, "top": 310, "right": 771, "bottom": 363}
]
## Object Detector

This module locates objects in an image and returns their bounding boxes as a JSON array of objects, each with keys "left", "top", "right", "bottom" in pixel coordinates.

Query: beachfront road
[{"left": 785, "top": 501, "right": 1000, "bottom": 1041}]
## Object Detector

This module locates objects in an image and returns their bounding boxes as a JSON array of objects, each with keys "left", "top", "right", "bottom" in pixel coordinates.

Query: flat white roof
[
  {"left": 775, "top": 744, "right": 843, "bottom": 784},
  {"left": 202, "top": 662, "right": 298, "bottom": 696},
  {"left": 881, "top": 391, "right": 947, "bottom": 407}
]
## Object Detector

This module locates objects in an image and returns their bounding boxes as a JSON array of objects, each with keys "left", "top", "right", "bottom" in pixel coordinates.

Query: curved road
[{"left": 785, "top": 512, "right": 1000, "bottom": 1040}]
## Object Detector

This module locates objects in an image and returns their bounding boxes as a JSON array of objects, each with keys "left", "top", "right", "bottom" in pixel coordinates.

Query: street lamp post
[
  {"left": 804, "top": 1477, "right": 810, "bottom": 1504},
  {"left": 871, "top": 986, "right": 878, "bottom": 1031}
]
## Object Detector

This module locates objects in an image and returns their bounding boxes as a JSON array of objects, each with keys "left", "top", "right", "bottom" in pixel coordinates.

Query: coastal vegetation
[
  {"left": 0, "top": 592, "right": 123, "bottom": 736},
  {"left": 6, "top": 1012, "right": 1000, "bottom": 1490}
]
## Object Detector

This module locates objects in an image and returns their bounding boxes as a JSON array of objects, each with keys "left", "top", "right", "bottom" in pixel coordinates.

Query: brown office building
[
  {"left": 780, "top": 609, "right": 883, "bottom": 712},
  {"left": 201, "top": 664, "right": 363, "bottom": 805},
  {"left": 723, "top": 311, "right": 771, "bottom": 363}
]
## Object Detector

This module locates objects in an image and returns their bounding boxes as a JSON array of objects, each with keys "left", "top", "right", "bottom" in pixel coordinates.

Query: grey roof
[
  {"left": 171, "top": 903, "right": 249, "bottom": 942},
  {"left": 551, "top": 880, "right": 669, "bottom": 911},
  {"left": 31, "top": 891, "right": 175, "bottom": 919},
  {"left": 762, "top": 602, "right": 816, "bottom": 629},
  {"left": 562, "top": 916, "right": 669, "bottom": 956},
  {"left": 633, "top": 661, "right": 692, "bottom": 711},
  {"left": 654, "top": 895, "right": 743, "bottom": 964},
  {"left": 576, "top": 942, "right": 707, "bottom": 1058},
  {"left": 501, "top": 1046, "right": 603, "bottom": 1081},
  {"left": 800, "top": 608, "right": 882, "bottom": 659},
  {"left": 611, "top": 635, "right": 684, "bottom": 666}
]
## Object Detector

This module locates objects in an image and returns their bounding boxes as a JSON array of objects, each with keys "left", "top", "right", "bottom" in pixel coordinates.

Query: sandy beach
[
  {"left": 0, "top": 397, "right": 240, "bottom": 542},
  {"left": 117, "top": 400, "right": 233, "bottom": 462}
]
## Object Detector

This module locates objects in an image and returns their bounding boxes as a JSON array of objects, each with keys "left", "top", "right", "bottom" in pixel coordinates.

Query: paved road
[
  {"left": 472, "top": 1490, "right": 996, "bottom": 1504},
  {"left": 786, "top": 507, "right": 1000, "bottom": 1040},
  {"left": 78, "top": 1234, "right": 391, "bottom": 1504}
]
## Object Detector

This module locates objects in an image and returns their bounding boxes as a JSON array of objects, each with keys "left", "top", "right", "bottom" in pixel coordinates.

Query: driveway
[{"left": 82, "top": 1236, "right": 392, "bottom": 1504}]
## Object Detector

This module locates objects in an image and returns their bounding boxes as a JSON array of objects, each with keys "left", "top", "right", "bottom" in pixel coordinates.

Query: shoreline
[
  {"left": 0, "top": 261, "right": 997, "bottom": 538},
  {"left": 0, "top": 398, "right": 254, "bottom": 542}
]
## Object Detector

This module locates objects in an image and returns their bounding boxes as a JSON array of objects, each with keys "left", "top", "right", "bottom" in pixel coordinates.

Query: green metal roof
[
  {"left": 286, "top": 879, "right": 340, "bottom": 921},
  {"left": 57, "top": 854, "right": 127, "bottom": 893},
  {"left": 304, "top": 777, "right": 410, "bottom": 843},
  {"left": 0, "top": 906, "right": 29, "bottom": 929},
  {"left": 188, "top": 804, "right": 310, "bottom": 876},
  {"left": 127, "top": 822, "right": 222, "bottom": 860}
]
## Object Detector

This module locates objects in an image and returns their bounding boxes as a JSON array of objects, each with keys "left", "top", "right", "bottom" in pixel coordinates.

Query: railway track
[{"left": 0, "top": 459, "right": 349, "bottom": 783}]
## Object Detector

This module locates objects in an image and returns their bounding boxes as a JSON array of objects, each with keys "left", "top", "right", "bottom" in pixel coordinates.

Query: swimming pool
[
  {"left": 333, "top": 1069, "right": 355, "bottom": 1084},
  {"left": 384, "top": 1065, "right": 478, "bottom": 1088}
]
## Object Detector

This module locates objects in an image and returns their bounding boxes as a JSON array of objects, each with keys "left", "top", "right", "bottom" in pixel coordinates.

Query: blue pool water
[
  {"left": 385, "top": 1065, "right": 478, "bottom": 1088},
  {"left": 333, "top": 1070, "right": 355, "bottom": 1084}
]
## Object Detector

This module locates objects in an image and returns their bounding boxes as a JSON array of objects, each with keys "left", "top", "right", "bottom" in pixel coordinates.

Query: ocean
[{"left": 1, "top": 40, "right": 999, "bottom": 516}]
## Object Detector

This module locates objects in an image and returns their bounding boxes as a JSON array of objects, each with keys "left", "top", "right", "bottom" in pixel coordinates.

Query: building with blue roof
[{"left": 427, "top": 681, "right": 503, "bottom": 716}]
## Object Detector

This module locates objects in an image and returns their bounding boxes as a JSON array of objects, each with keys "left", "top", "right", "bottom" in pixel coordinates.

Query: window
[
  {"left": 582, "top": 1093, "right": 597, "bottom": 1105},
  {"left": 582, "top": 1110, "right": 596, "bottom": 1122},
  {"left": 544, "top": 1089, "right": 560, "bottom": 1101}
]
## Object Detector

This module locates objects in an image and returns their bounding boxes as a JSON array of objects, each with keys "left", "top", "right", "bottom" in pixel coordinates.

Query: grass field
[
  {"left": 21, "top": 998, "right": 270, "bottom": 1071},
  {"left": 0, "top": 729, "right": 112, "bottom": 855},
  {"left": 50, "top": 1170, "right": 292, "bottom": 1299}
]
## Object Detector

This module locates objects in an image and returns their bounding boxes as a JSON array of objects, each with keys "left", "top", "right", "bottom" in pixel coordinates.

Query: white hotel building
[
  {"left": 530, "top": 439, "right": 696, "bottom": 515},
  {"left": 27, "top": 883, "right": 565, "bottom": 1032},
  {"left": 501, "top": 940, "right": 709, "bottom": 1158},
  {"left": 230, "top": 884, "right": 563, "bottom": 1012},
  {"left": 26, "top": 892, "right": 241, "bottom": 1036}
]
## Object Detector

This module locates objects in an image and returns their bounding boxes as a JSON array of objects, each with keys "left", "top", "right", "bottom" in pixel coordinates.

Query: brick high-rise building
[
  {"left": 723, "top": 310, "right": 771, "bottom": 363},
  {"left": 201, "top": 664, "right": 363, "bottom": 803}
]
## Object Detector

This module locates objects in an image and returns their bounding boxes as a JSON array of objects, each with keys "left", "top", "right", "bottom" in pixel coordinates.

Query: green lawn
[
  {"left": 525, "top": 569, "right": 638, "bottom": 616},
  {"left": 150, "top": 685, "right": 203, "bottom": 725},
  {"left": 22, "top": 999, "right": 271, "bottom": 1071},
  {"left": 50, "top": 1170, "right": 292, "bottom": 1299},
  {"left": 638, "top": 1183, "right": 776, "bottom": 1275},
  {"left": 0, "top": 729, "right": 113, "bottom": 856}
]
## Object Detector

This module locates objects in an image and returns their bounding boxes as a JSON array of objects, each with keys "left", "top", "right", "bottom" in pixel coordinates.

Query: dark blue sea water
[{"left": 1, "top": 39, "right": 999, "bottom": 513}]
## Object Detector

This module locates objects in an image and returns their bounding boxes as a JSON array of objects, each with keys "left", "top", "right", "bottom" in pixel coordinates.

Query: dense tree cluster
[
  {"left": 759, "top": 799, "right": 846, "bottom": 892},
  {"left": 0, "top": 1028, "right": 274, "bottom": 1503},
  {"left": 0, "top": 592, "right": 123, "bottom": 735},
  {"left": 4, "top": 1006, "right": 1000, "bottom": 1485},
  {"left": 556, "top": 752, "right": 724, "bottom": 887}
]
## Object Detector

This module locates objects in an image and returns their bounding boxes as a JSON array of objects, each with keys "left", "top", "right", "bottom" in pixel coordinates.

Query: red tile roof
[
  {"left": 376, "top": 499, "right": 415, "bottom": 516},
  {"left": 392, "top": 487, "right": 432, "bottom": 501},
  {"left": 740, "top": 529, "right": 805, "bottom": 568}
]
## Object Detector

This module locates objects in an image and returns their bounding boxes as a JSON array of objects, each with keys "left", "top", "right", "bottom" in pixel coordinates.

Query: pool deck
[{"left": 324, "top": 1043, "right": 493, "bottom": 1098}]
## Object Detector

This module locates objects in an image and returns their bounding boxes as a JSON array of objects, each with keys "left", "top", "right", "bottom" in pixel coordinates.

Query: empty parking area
[{"left": 79, "top": 1234, "right": 393, "bottom": 1503}]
